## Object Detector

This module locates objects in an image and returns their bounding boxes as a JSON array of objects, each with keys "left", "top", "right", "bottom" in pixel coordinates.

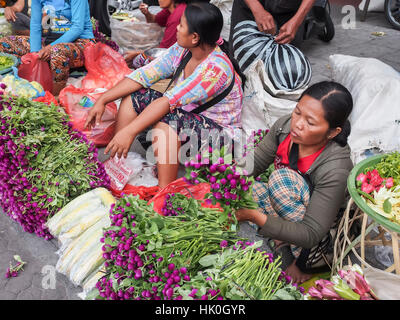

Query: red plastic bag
[
  {"left": 59, "top": 85, "right": 117, "bottom": 147},
  {"left": 81, "top": 43, "right": 131, "bottom": 90},
  {"left": 148, "top": 177, "right": 222, "bottom": 215},
  {"left": 110, "top": 184, "right": 160, "bottom": 201},
  {"left": 33, "top": 91, "right": 58, "bottom": 106},
  {"left": 18, "top": 52, "right": 53, "bottom": 93}
]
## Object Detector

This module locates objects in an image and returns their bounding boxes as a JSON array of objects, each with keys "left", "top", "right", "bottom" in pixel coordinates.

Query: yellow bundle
[
  {"left": 55, "top": 216, "right": 110, "bottom": 285},
  {"left": 46, "top": 188, "right": 115, "bottom": 245}
]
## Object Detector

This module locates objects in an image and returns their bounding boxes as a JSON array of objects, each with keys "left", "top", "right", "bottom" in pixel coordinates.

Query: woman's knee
[{"left": 267, "top": 168, "right": 310, "bottom": 221}]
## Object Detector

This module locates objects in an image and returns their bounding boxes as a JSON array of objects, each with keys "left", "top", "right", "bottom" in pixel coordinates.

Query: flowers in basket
[{"left": 356, "top": 152, "right": 400, "bottom": 225}]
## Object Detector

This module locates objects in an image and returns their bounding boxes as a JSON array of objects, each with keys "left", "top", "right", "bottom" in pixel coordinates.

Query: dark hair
[
  {"left": 184, "top": 2, "right": 246, "bottom": 87},
  {"left": 300, "top": 81, "right": 353, "bottom": 147}
]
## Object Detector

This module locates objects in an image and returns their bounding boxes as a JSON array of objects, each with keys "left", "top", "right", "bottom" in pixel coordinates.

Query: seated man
[
  {"left": 229, "top": 0, "right": 316, "bottom": 51},
  {"left": 3, "top": 0, "right": 30, "bottom": 36}
]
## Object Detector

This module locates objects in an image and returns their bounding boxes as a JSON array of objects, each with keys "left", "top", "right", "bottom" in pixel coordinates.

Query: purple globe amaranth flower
[
  {"left": 220, "top": 240, "right": 228, "bottom": 248},
  {"left": 209, "top": 163, "right": 218, "bottom": 172},
  {"left": 179, "top": 267, "right": 187, "bottom": 274},
  {"left": 190, "top": 171, "right": 198, "bottom": 179},
  {"left": 217, "top": 165, "right": 227, "bottom": 173}
]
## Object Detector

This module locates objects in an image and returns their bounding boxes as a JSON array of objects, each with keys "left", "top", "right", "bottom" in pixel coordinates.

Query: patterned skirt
[
  {"left": 131, "top": 88, "right": 230, "bottom": 156},
  {"left": 0, "top": 35, "right": 95, "bottom": 82}
]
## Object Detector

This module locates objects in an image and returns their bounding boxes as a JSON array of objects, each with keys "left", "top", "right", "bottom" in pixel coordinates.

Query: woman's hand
[
  {"left": 139, "top": 3, "right": 150, "bottom": 16},
  {"left": 104, "top": 127, "right": 136, "bottom": 159},
  {"left": 124, "top": 50, "right": 143, "bottom": 67},
  {"left": 38, "top": 45, "right": 52, "bottom": 61},
  {"left": 84, "top": 100, "right": 106, "bottom": 130},
  {"left": 253, "top": 9, "right": 276, "bottom": 35},
  {"left": 4, "top": 7, "right": 17, "bottom": 22},
  {"left": 274, "top": 18, "right": 301, "bottom": 44},
  {"left": 235, "top": 208, "right": 267, "bottom": 226}
]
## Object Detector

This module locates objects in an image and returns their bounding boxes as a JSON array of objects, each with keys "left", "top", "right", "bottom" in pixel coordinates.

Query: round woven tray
[{"left": 347, "top": 154, "right": 400, "bottom": 234}]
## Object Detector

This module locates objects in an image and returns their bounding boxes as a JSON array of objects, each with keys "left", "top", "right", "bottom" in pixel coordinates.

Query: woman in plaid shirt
[{"left": 236, "top": 81, "right": 354, "bottom": 284}]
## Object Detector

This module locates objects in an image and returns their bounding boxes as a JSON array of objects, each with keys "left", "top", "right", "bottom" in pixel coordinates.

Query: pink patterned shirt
[{"left": 126, "top": 43, "right": 243, "bottom": 131}]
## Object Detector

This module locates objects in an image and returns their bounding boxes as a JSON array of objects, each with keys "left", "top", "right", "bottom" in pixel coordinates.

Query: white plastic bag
[
  {"left": 46, "top": 188, "right": 115, "bottom": 244},
  {"left": 241, "top": 59, "right": 301, "bottom": 131},
  {"left": 0, "top": 16, "right": 12, "bottom": 36},
  {"left": 110, "top": 7, "right": 164, "bottom": 53},
  {"left": 329, "top": 54, "right": 400, "bottom": 164},
  {"left": 210, "top": 0, "right": 233, "bottom": 41},
  {"left": 78, "top": 267, "right": 106, "bottom": 300},
  {"left": 363, "top": 266, "right": 400, "bottom": 300},
  {"left": 55, "top": 216, "right": 110, "bottom": 284},
  {"left": 104, "top": 152, "right": 158, "bottom": 190}
]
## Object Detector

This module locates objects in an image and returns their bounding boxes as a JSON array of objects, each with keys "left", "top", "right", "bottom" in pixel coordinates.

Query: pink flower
[
  {"left": 338, "top": 269, "right": 371, "bottom": 297},
  {"left": 315, "top": 279, "right": 342, "bottom": 300},
  {"left": 361, "top": 182, "right": 374, "bottom": 194},
  {"left": 369, "top": 174, "right": 383, "bottom": 188},
  {"left": 220, "top": 240, "right": 228, "bottom": 248},
  {"left": 308, "top": 287, "right": 323, "bottom": 300},
  {"left": 356, "top": 173, "right": 368, "bottom": 184},
  {"left": 385, "top": 177, "right": 394, "bottom": 189}
]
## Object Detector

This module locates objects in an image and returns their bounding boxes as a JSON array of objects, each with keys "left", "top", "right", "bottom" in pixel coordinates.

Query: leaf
[
  {"left": 13, "top": 255, "right": 23, "bottom": 263},
  {"left": 85, "top": 288, "right": 100, "bottom": 300},
  {"left": 198, "top": 254, "right": 219, "bottom": 267},
  {"left": 120, "top": 278, "right": 133, "bottom": 288},
  {"left": 152, "top": 216, "right": 165, "bottom": 230},
  {"left": 155, "top": 239, "right": 163, "bottom": 249},
  {"left": 270, "top": 288, "right": 297, "bottom": 300},
  {"left": 149, "top": 222, "right": 158, "bottom": 235},
  {"left": 253, "top": 287, "right": 263, "bottom": 299},
  {"left": 217, "top": 213, "right": 227, "bottom": 224},
  {"left": 383, "top": 198, "right": 392, "bottom": 214},
  {"left": 104, "top": 238, "right": 117, "bottom": 246}
]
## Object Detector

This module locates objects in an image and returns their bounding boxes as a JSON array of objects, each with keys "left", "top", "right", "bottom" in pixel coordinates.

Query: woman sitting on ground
[
  {"left": 124, "top": 0, "right": 187, "bottom": 67},
  {"left": 0, "top": 0, "right": 95, "bottom": 96},
  {"left": 235, "top": 81, "right": 354, "bottom": 284},
  {"left": 84, "top": 2, "right": 244, "bottom": 189}
]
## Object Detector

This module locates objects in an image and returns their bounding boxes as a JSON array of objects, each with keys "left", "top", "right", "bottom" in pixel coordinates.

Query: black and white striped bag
[{"left": 231, "top": 20, "right": 312, "bottom": 91}]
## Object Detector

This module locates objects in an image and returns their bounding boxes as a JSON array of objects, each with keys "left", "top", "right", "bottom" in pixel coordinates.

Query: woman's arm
[
  {"left": 104, "top": 96, "right": 171, "bottom": 158},
  {"left": 84, "top": 77, "right": 143, "bottom": 130},
  {"left": 139, "top": 3, "right": 156, "bottom": 23},
  {"left": 29, "top": 0, "right": 43, "bottom": 52},
  {"left": 256, "top": 168, "right": 351, "bottom": 249},
  {"left": 126, "top": 43, "right": 179, "bottom": 88},
  {"left": 11, "top": 0, "right": 25, "bottom": 12},
  {"left": 243, "top": 0, "right": 276, "bottom": 34}
]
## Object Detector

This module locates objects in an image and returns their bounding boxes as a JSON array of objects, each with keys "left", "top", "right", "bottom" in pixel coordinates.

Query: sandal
[{"left": 266, "top": 238, "right": 294, "bottom": 270}]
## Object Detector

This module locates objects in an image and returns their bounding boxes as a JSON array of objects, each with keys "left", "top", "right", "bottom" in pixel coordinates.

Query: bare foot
[{"left": 285, "top": 260, "right": 312, "bottom": 284}]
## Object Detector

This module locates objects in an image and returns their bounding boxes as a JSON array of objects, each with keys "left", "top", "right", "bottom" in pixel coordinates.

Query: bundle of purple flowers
[{"left": 0, "top": 86, "right": 110, "bottom": 239}]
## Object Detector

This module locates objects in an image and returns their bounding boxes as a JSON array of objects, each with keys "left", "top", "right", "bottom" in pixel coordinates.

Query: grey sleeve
[{"left": 258, "top": 168, "right": 350, "bottom": 249}]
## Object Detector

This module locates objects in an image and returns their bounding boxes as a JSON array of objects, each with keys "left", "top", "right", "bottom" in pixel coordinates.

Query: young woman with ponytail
[
  {"left": 235, "top": 81, "right": 354, "bottom": 284},
  {"left": 84, "top": 2, "right": 243, "bottom": 188}
]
